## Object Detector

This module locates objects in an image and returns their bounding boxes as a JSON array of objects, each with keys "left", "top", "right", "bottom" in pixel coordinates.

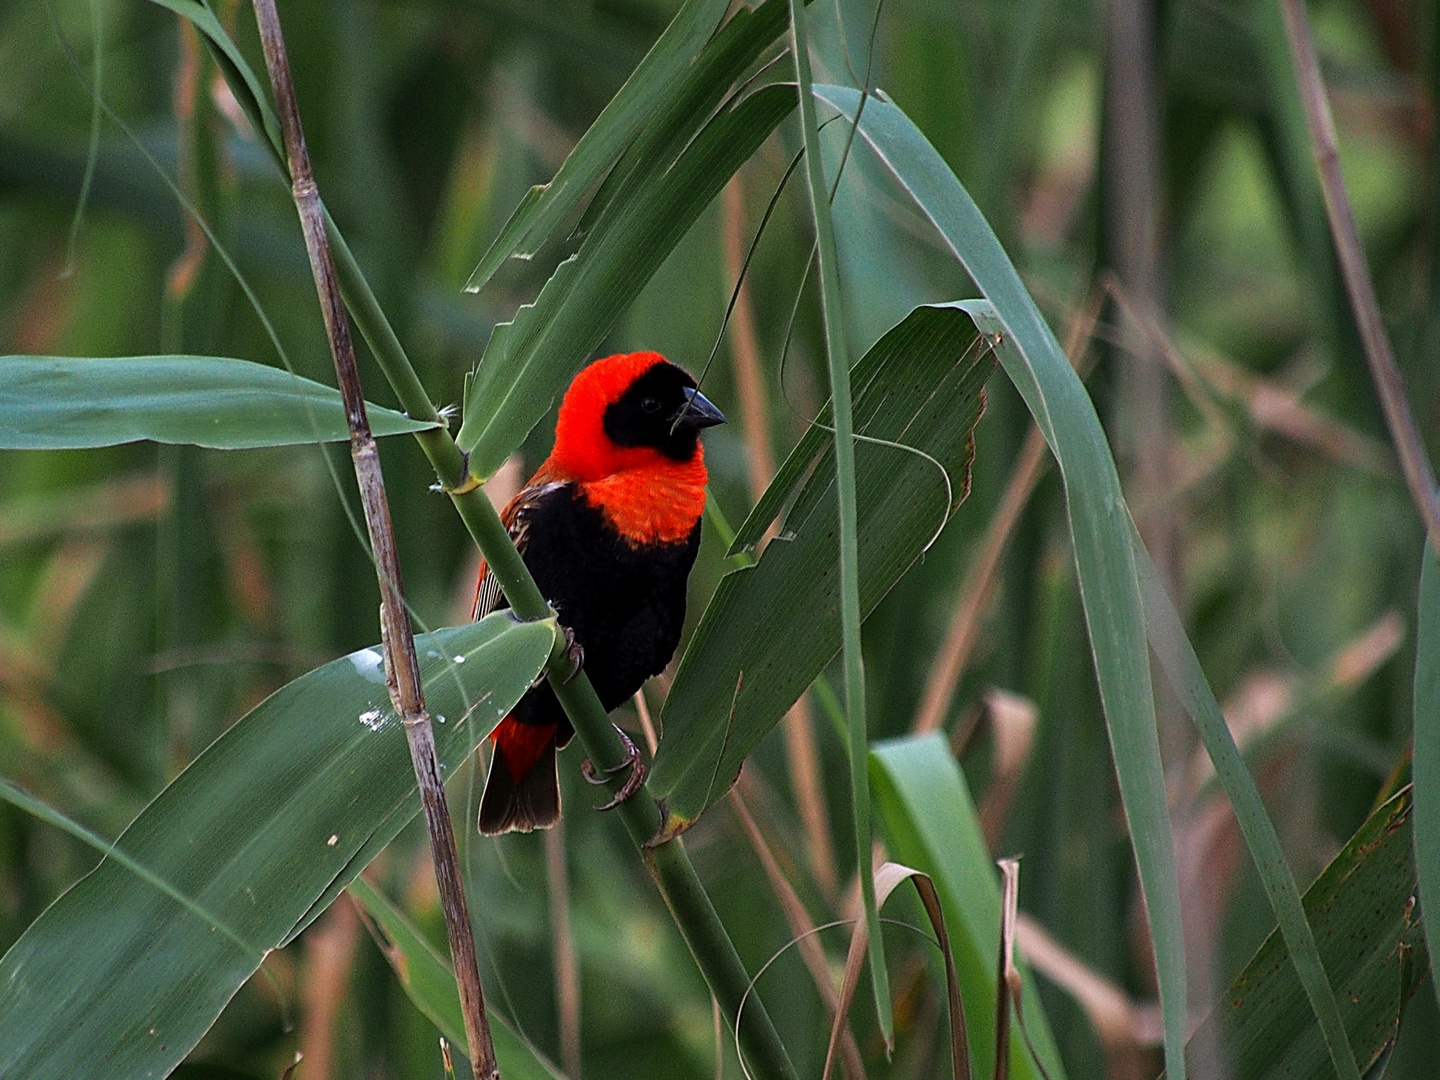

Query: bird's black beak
[{"left": 670, "top": 387, "right": 726, "bottom": 432}]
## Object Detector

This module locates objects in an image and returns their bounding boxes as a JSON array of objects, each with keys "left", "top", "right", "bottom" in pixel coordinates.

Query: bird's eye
[{"left": 640, "top": 397, "right": 661, "bottom": 414}]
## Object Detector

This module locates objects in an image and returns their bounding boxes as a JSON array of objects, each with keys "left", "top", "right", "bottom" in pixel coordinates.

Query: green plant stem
[
  {"left": 326, "top": 205, "right": 441, "bottom": 427},
  {"left": 437, "top": 429, "right": 797, "bottom": 1080},
  {"left": 788, "top": 0, "right": 890, "bottom": 1047},
  {"left": 294, "top": 105, "right": 798, "bottom": 1080}
]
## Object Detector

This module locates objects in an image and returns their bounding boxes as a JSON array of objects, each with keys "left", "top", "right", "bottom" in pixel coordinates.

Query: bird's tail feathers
[{"left": 478, "top": 719, "right": 560, "bottom": 834}]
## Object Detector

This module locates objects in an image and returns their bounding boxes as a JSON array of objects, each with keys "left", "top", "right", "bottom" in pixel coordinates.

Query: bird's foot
[
  {"left": 559, "top": 624, "right": 584, "bottom": 683},
  {"left": 529, "top": 624, "right": 583, "bottom": 691},
  {"left": 581, "top": 724, "right": 647, "bottom": 811}
]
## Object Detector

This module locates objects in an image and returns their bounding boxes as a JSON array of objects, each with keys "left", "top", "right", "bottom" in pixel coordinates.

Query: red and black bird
[{"left": 473, "top": 351, "right": 725, "bottom": 834}]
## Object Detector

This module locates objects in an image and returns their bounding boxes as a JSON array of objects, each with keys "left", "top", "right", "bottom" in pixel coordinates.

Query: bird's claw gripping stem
[
  {"left": 530, "top": 623, "right": 583, "bottom": 691},
  {"left": 559, "top": 625, "right": 584, "bottom": 682},
  {"left": 582, "top": 724, "right": 647, "bottom": 811}
]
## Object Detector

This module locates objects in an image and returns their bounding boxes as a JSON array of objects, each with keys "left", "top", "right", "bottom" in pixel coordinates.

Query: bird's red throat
[{"left": 580, "top": 454, "right": 708, "bottom": 545}]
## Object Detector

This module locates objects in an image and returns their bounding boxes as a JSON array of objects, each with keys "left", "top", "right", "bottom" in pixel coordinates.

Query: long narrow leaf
[
  {"left": 787, "top": 2, "right": 887, "bottom": 1041},
  {"left": 0, "top": 779, "right": 250, "bottom": 954},
  {"left": 0, "top": 616, "right": 554, "bottom": 1080},
  {"left": 870, "top": 734, "right": 1066, "bottom": 1080},
  {"left": 1173, "top": 788, "right": 1425, "bottom": 1078},
  {"left": 1133, "top": 515, "right": 1361, "bottom": 1077},
  {"left": 457, "top": 84, "right": 796, "bottom": 476},
  {"left": 462, "top": 0, "right": 731, "bottom": 293},
  {"left": 1413, "top": 543, "right": 1440, "bottom": 1014},
  {"left": 573, "top": 0, "right": 790, "bottom": 240},
  {"left": 654, "top": 304, "right": 992, "bottom": 824},
  {"left": 811, "top": 83, "right": 1187, "bottom": 1079},
  {"left": 347, "top": 878, "right": 568, "bottom": 1080},
  {"left": 824, "top": 862, "right": 971, "bottom": 1080},
  {"left": 0, "top": 355, "right": 434, "bottom": 449},
  {"left": 147, "top": 0, "right": 284, "bottom": 168}
]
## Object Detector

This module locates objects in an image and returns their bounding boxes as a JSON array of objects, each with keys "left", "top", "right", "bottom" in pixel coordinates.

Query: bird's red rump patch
[{"left": 490, "top": 715, "right": 557, "bottom": 782}]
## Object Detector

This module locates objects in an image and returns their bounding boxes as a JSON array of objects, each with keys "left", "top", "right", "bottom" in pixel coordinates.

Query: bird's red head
[
  {"left": 548, "top": 351, "right": 724, "bottom": 480},
  {"left": 547, "top": 351, "right": 725, "bottom": 544}
]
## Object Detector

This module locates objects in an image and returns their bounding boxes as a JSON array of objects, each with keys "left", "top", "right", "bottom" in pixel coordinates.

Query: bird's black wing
[{"left": 472, "top": 479, "right": 570, "bottom": 620}]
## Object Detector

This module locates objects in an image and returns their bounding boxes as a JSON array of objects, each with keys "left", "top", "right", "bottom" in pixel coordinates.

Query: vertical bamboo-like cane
[{"left": 251, "top": 2, "right": 499, "bottom": 1075}]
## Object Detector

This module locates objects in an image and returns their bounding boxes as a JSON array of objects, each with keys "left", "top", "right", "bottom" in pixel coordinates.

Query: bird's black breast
[{"left": 520, "top": 483, "right": 701, "bottom": 712}]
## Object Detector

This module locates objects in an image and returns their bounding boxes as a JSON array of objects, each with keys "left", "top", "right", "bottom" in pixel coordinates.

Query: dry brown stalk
[
  {"left": 1013, "top": 913, "right": 1160, "bottom": 1075},
  {"left": 29, "top": 537, "right": 111, "bottom": 662},
  {"left": 1105, "top": 274, "right": 1393, "bottom": 477},
  {"left": 298, "top": 897, "right": 360, "bottom": 1080},
  {"left": 252, "top": 1, "right": 498, "bottom": 1074},
  {"left": 911, "top": 427, "right": 1047, "bottom": 735},
  {"left": 545, "top": 823, "right": 582, "bottom": 1079},
  {"left": 780, "top": 696, "right": 837, "bottom": 894},
  {"left": 976, "top": 690, "right": 1039, "bottom": 852},
  {"left": 993, "top": 858, "right": 1019, "bottom": 1080},
  {"left": 633, "top": 686, "right": 660, "bottom": 758},
  {"left": 722, "top": 175, "right": 777, "bottom": 503},
  {"left": 165, "top": 21, "right": 208, "bottom": 303},
  {"left": 1280, "top": 0, "right": 1440, "bottom": 551}
]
